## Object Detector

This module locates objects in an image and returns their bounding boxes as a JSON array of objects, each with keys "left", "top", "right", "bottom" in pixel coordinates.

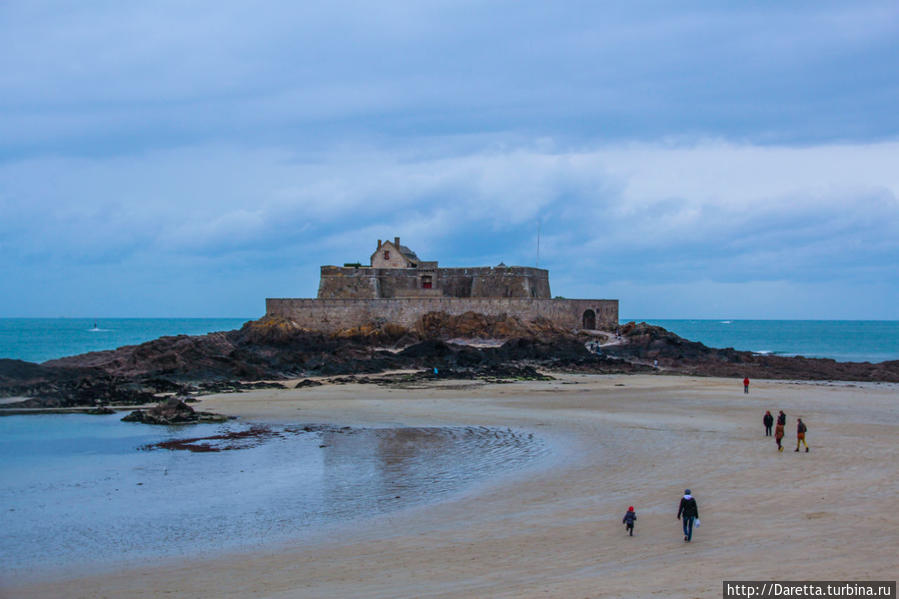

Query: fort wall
[
  {"left": 317, "top": 266, "right": 551, "bottom": 299},
  {"left": 266, "top": 297, "right": 618, "bottom": 333}
]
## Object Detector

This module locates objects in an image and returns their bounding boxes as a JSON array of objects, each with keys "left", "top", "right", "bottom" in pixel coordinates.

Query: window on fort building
[
  {"left": 384, "top": 251, "right": 390, "bottom": 260},
  {"left": 422, "top": 275, "right": 432, "bottom": 289}
]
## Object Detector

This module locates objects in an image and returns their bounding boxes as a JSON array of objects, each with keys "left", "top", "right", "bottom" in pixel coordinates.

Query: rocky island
[
  {"left": 2, "top": 240, "right": 897, "bottom": 409},
  {"left": 1, "top": 315, "right": 897, "bottom": 410}
]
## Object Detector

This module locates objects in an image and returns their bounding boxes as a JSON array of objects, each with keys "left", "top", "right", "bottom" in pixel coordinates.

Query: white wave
[{"left": 719, "top": 320, "right": 732, "bottom": 324}]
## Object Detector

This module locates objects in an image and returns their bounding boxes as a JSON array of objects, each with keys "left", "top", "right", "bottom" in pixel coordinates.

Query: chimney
[
  {"left": 394, "top": 236, "right": 400, "bottom": 248},
  {"left": 377, "top": 239, "right": 382, "bottom": 249}
]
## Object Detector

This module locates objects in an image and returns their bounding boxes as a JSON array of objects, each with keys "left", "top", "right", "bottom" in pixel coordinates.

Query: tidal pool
[{"left": 0, "top": 413, "right": 548, "bottom": 577}]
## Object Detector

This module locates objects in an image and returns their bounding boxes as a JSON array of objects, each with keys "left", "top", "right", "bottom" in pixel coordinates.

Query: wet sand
[{"left": 6, "top": 374, "right": 898, "bottom": 598}]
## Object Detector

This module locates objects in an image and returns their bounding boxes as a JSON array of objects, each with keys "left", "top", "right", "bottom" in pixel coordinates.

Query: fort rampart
[
  {"left": 265, "top": 297, "right": 619, "bottom": 333},
  {"left": 318, "top": 265, "right": 551, "bottom": 299}
]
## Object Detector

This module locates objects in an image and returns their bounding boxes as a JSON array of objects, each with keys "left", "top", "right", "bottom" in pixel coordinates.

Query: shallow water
[{"left": 0, "top": 414, "right": 548, "bottom": 578}]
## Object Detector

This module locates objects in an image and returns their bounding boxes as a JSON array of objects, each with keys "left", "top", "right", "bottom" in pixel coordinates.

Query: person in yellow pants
[{"left": 795, "top": 418, "right": 809, "bottom": 452}]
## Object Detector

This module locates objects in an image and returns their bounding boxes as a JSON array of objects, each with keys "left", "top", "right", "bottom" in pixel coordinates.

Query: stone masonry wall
[
  {"left": 266, "top": 297, "right": 618, "bottom": 333},
  {"left": 317, "top": 266, "right": 551, "bottom": 299},
  {"left": 317, "top": 266, "right": 379, "bottom": 299},
  {"left": 442, "top": 267, "right": 551, "bottom": 298}
]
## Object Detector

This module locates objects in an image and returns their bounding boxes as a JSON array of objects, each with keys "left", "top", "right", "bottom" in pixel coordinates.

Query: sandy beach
[{"left": 5, "top": 374, "right": 898, "bottom": 598}]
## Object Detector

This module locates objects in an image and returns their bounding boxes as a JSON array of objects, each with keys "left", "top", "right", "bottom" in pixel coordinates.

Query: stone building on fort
[
  {"left": 266, "top": 237, "right": 618, "bottom": 333},
  {"left": 318, "top": 237, "right": 551, "bottom": 300}
]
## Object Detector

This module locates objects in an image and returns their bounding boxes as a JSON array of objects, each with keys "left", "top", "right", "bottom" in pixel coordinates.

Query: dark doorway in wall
[
  {"left": 422, "top": 275, "right": 433, "bottom": 289},
  {"left": 582, "top": 309, "right": 596, "bottom": 330}
]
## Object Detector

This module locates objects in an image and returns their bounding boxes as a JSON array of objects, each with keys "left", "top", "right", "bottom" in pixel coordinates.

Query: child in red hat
[{"left": 622, "top": 506, "right": 637, "bottom": 536}]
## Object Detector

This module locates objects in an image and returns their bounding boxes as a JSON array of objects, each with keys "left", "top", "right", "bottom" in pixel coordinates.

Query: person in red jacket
[{"left": 743, "top": 377, "right": 750, "bottom": 394}]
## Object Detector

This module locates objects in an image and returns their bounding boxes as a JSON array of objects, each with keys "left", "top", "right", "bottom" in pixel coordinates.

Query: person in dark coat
[
  {"left": 775, "top": 410, "right": 786, "bottom": 452},
  {"left": 622, "top": 506, "right": 637, "bottom": 536},
  {"left": 677, "top": 489, "right": 699, "bottom": 542},
  {"left": 763, "top": 410, "right": 774, "bottom": 436},
  {"left": 743, "top": 377, "right": 750, "bottom": 394},
  {"left": 795, "top": 418, "right": 809, "bottom": 452}
]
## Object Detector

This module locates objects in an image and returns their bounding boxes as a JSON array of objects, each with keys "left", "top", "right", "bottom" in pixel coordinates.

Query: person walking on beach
[
  {"left": 763, "top": 410, "right": 774, "bottom": 436},
  {"left": 743, "top": 377, "right": 750, "bottom": 394},
  {"left": 677, "top": 489, "right": 699, "bottom": 542},
  {"left": 795, "top": 418, "right": 809, "bottom": 452},
  {"left": 622, "top": 506, "right": 637, "bottom": 536},
  {"left": 775, "top": 410, "right": 786, "bottom": 452}
]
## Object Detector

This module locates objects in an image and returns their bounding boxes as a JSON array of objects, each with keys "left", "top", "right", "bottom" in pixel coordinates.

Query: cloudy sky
[{"left": 1, "top": 1, "right": 897, "bottom": 318}]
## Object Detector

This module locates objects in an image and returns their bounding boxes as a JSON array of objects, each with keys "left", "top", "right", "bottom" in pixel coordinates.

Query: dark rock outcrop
[
  {"left": 295, "top": 379, "right": 323, "bottom": 388},
  {"left": 121, "top": 398, "right": 229, "bottom": 425},
  {"left": 0, "top": 359, "right": 159, "bottom": 408},
  {"left": 605, "top": 322, "right": 899, "bottom": 381}
]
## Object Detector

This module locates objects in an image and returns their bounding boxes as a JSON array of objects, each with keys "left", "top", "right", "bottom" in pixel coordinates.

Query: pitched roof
[{"left": 397, "top": 244, "right": 419, "bottom": 263}]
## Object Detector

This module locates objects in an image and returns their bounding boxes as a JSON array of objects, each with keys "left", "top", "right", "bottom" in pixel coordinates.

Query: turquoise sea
[{"left": 0, "top": 317, "right": 252, "bottom": 363}]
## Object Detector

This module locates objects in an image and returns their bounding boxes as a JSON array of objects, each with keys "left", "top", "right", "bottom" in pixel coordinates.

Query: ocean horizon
[
  {"left": 1, "top": 317, "right": 897, "bottom": 365},
  {"left": 0, "top": 317, "right": 254, "bottom": 364}
]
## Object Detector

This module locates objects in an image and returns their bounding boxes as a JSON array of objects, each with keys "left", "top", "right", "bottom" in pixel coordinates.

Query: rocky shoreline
[{"left": 1, "top": 314, "right": 897, "bottom": 409}]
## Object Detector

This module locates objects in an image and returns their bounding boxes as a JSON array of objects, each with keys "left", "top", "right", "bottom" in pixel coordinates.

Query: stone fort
[{"left": 266, "top": 237, "right": 618, "bottom": 333}]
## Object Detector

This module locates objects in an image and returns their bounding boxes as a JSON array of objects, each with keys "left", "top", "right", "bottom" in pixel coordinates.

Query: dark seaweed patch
[{"left": 144, "top": 425, "right": 283, "bottom": 452}]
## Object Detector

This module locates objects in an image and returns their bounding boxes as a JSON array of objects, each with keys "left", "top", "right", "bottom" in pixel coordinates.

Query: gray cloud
[
  {"left": 2, "top": 1, "right": 897, "bottom": 160},
  {"left": 1, "top": 1, "right": 897, "bottom": 316},
  {"left": 2, "top": 140, "right": 896, "bottom": 315}
]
